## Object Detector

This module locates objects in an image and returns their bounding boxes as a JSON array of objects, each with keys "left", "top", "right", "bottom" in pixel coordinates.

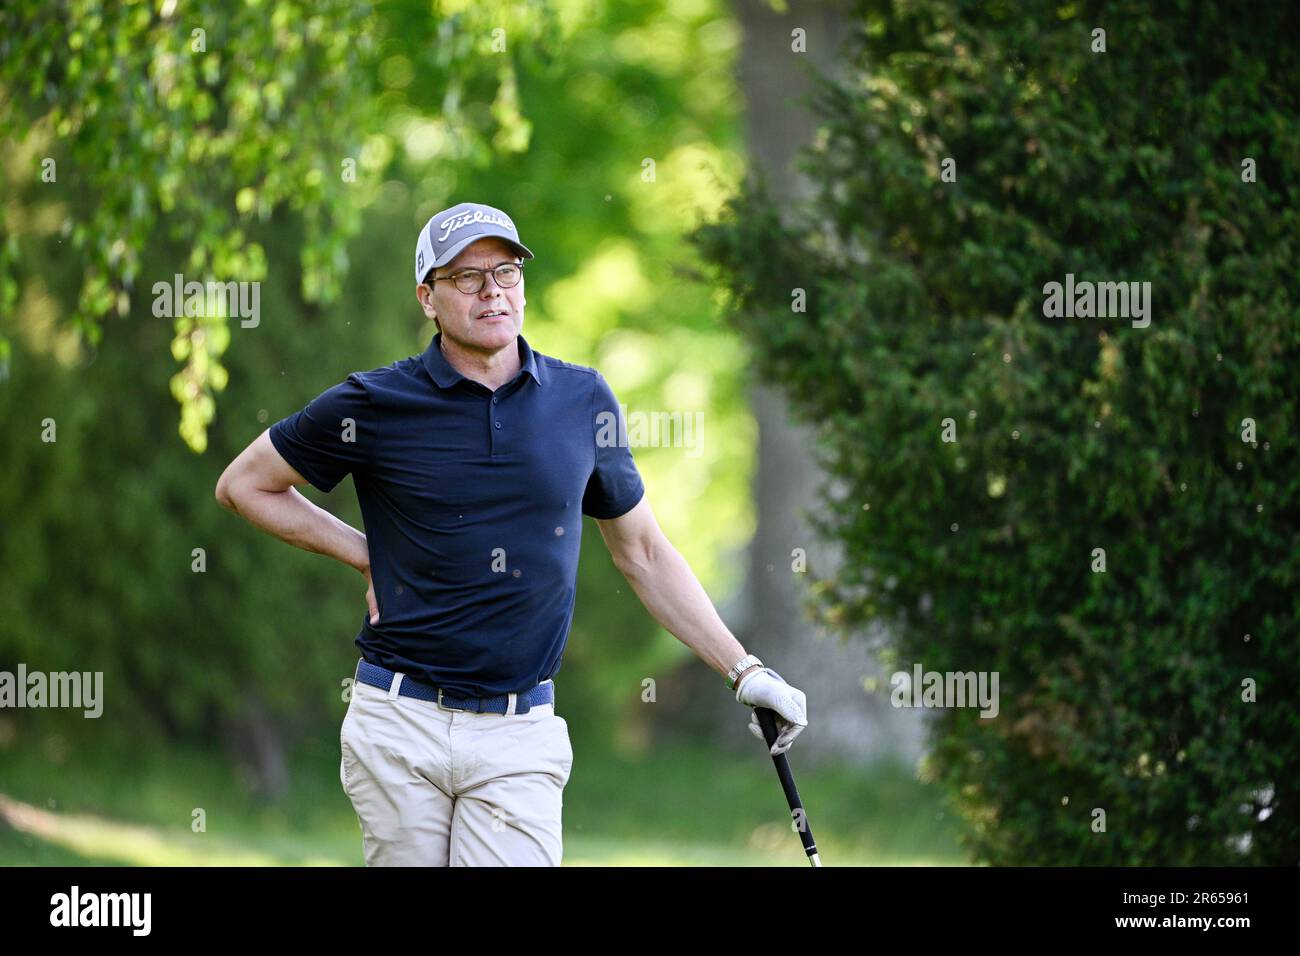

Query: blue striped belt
[{"left": 354, "top": 659, "right": 554, "bottom": 715}]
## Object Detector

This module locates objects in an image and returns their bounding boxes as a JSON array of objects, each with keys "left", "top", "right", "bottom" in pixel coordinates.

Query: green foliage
[
  {"left": 691, "top": 0, "right": 1299, "bottom": 863},
  {"left": 0, "top": 0, "right": 388, "bottom": 450},
  {"left": 0, "top": 0, "right": 557, "bottom": 451}
]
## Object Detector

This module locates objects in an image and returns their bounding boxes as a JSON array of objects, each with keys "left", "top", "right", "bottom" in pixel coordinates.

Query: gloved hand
[{"left": 734, "top": 667, "right": 808, "bottom": 755}]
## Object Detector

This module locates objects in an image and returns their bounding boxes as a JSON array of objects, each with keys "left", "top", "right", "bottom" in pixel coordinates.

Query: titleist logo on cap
[{"left": 437, "top": 209, "right": 517, "bottom": 243}]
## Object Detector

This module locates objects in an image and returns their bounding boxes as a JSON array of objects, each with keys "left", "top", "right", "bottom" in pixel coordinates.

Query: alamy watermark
[
  {"left": 1042, "top": 273, "right": 1151, "bottom": 328},
  {"left": 152, "top": 273, "right": 260, "bottom": 328},
  {"left": 0, "top": 664, "right": 103, "bottom": 718},
  {"left": 597, "top": 405, "right": 704, "bottom": 458},
  {"left": 50, "top": 886, "right": 150, "bottom": 935},
  {"left": 890, "top": 664, "right": 999, "bottom": 718}
]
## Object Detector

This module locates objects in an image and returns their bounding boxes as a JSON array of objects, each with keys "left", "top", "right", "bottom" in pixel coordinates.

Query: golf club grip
[{"left": 755, "top": 706, "right": 819, "bottom": 862}]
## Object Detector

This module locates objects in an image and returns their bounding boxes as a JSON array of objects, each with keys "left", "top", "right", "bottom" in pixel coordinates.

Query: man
[{"left": 215, "top": 201, "right": 809, "bottom": 866}]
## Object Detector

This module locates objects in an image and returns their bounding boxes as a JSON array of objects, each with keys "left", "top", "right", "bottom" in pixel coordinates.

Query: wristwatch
[{"left": 726, "top": 654, "right": 763, "bottom": 690}]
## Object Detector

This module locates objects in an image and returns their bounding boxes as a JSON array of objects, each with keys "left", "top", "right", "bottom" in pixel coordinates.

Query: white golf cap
[{"left": 414, "top": 201, "right": 534, "bottom": 284}]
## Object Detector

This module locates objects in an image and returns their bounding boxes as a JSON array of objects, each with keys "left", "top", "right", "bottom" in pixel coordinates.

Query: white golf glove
[{"left": 735, "top": 667, "right": 808, "bottom": 755}]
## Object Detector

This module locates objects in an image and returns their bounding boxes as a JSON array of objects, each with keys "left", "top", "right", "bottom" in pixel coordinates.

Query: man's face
[{"left": 416, "top": 237, "right": 525, "bottom": 352}]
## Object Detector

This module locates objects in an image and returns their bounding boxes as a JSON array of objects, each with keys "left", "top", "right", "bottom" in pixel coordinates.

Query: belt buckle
[{"left": 436, "top": 687, "right": 471, "bottom": 713}]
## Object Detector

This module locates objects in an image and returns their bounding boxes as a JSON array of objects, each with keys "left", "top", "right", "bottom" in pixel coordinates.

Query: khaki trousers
[{"left": 340, "top": 674, "right": 573, "bottom": 866}]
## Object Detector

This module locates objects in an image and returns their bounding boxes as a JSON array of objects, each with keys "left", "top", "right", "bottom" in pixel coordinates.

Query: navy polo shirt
[{"left": 268, "top": 331, "right": 645, "bottom": 697}]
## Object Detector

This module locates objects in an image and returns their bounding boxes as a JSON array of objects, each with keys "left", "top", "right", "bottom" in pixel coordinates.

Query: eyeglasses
[{"left": 426, "top": 261, "right": 524, "bottom": 295}]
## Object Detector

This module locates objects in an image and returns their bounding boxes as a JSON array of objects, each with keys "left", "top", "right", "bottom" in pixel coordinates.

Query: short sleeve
[
  {"left": 268, "top": 373, "right": 377, "bottom": 494},
  {"left": 582, "top": 371, "right": 646, "bottom": 519}
]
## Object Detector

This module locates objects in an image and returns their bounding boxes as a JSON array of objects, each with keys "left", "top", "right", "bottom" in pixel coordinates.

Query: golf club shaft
[{"left": 755, "top": 707, "right": 821, "bottom": 866}]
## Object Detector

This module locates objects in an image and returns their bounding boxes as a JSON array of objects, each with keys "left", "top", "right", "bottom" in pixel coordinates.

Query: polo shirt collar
[{"left": 422, "top": 331, "right": 544, "bottom": 390}]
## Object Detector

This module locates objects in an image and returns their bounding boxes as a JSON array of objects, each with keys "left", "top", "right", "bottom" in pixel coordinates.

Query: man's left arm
[{"left": 594, "top": 495, "right": 809, "bottom": 754}]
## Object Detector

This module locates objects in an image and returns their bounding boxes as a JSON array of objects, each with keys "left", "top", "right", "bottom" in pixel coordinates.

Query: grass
[{"left": 0, "top": 729, "right": 970, "bottom": 866}]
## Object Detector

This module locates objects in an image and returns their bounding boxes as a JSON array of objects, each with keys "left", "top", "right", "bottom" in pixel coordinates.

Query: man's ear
[{"left": 417, "top": 283, "right": 435, "bottom": 316}]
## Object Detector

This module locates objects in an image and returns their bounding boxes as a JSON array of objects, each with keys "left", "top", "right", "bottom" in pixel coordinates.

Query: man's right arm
[{"left": 215, "top": 429, "right": 370, "bottom": 575}]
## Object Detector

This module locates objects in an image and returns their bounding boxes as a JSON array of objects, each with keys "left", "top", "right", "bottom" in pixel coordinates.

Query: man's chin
[
  {"left": 478, "top": 318, "right": 520, "bottom": 341},
  {"left": 453, "top": 321, "right": 520, "bottom": 351}
]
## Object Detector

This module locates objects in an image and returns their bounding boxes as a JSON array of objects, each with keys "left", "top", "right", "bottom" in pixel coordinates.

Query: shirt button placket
[{"left": 488, "top": 394, "right": 501, "bottom": 454}]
